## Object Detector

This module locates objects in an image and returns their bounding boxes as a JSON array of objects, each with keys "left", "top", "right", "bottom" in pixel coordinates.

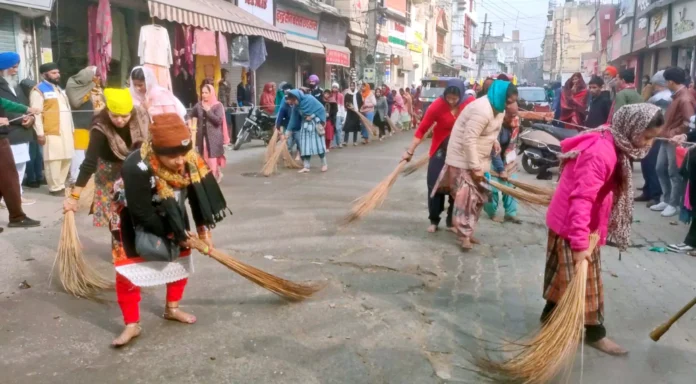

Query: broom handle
[{"left": 650, "top": 297, "right": 696, "bottom": 341}]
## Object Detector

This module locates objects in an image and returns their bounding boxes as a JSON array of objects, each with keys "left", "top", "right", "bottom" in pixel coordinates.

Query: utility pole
[
  {"left": 364, "top": 0, "right": 378, "bottom": 84},
  {"left": 476, "top": 13, "right": 490, "bottom": 80},
  {"left": 558, "top": 7, "right": 565, "bottom": 81}
]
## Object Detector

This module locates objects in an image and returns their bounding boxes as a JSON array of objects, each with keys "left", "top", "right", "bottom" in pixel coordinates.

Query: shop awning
[
  {"left": 284, "top": 34, "right": 325, "bottom": 55},
  {"left": 323, "top": 43, "right": 351, "bottom": 67},
  {"left": 389, "top": 46, "right": 409, "bottom": 58},
  {"left": 0, "top": 0, "right": 54, "bottom": 17},
  {"left": 148, "top": 0, "right": 286, "bottom": 44},
  {"left": 434, "top": 57, "right": 458, "bottom": 71}
]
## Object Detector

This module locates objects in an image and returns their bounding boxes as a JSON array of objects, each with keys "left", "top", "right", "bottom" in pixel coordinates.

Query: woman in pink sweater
[{"left": 543, "top": 103, "right": 663, "bottom": 356}]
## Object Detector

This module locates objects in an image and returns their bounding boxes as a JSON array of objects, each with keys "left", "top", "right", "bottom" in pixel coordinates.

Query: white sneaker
[
  {"left": 668, "top": 243, "right": 694, "bottom": 252},
  {"left": 661, "top": 205, "right": 678, "bottom": 217},
  {"left": 21, "top": 197, "right": 36, "bottom": 206},
  {"left": 650, "top": 202, "right": 668, "bottom": 211}
]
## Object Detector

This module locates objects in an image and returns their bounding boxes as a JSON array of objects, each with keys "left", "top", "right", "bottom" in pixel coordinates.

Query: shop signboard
[
  {"left": 384, "top": 0, "right": 406, "bottom": 16},
  {"left": 633, "top": 16, "right": 649, "bottom": 51},
  {"left": 407, "top": 23, "right": 424, "bottom": 53},
  {"left": 326, "top": 49, "right": 350, "bottom": 67},
  {"left": 238, "top": 0, "right": 274, "bottom": 25},
  {"left": 275, "top": 5, "right": 319, "bottom": 39},
  {"left": 672, "top": 1, "right": 696, "bottom": 41},
  {"left": 318, "top": 16, "right": 348, "bottom": 46},
  {"left": 648, "top": 9, "right": 669, "bottom": 47},
  {"left": 389, "top": 20, "right": 407, "bottom": 47}
]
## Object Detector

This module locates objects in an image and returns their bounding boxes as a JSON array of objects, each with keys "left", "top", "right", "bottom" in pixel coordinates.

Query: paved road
[{"left": 1, "top": 134, "right": 695, "bottom": 383}]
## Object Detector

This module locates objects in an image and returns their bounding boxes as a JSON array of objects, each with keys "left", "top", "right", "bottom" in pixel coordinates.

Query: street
[{"left": 1, "top": 134, "right": 695, "bottom": 384}]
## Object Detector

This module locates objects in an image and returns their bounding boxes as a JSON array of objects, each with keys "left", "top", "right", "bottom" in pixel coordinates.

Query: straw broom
[
  {"left": 264, "top": 129, "right": 280, "bottom": 163},
  {"left": 260, "top": 139, "right": 283, "bottom": 177},
  {"left": 475, "top": 233, "right": 600, "bottom": 383},
  {"left": 486, "top": 179, "right": 552, "bottom": 207},
  {"left": 352, "top": 107, "right": 378, "bottom": 138},
  {"left": 187, "top": 237, "right": 322, "bottom": 301},
  {"left": 402, "top": 154, "right": 429, "bottom": 176},
  {"left": 343, "top": 160, "right": 407, "bottom": 224},
  {"left": 280, "top": 140, "right": 303, "bottom": 169},
  {"left": 489, "top": 171, "right": 556, "bottom": 197},
  {"left": 53, "top": 210, "right": 112, "bottom": 300}
]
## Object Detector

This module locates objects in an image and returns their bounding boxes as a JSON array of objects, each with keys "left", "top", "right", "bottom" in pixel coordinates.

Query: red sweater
[{"left": 415, "top": 96, "right": 474, "bottom": 156}]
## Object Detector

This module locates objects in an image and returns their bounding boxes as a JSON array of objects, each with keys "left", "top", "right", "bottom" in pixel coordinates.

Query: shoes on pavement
[
  {"left": 21, "top": 197, "right": 36, "bottom": 206},
  {"left": 661, "top": 205, "right": 678, "bottom": 217},
  {"left": 634, "top": 194, "right": 652, "bottom": 202},
  {"left": 667, "top": 243, "right": 694, "bottom": 253},
  {"left": 49, "top": 189, "right": 65, "bottom": 197},
  {"left": 650, "top": 202, "right": 668, "bottom": 211},
  {"left": 8, "top": 217, "right": 40, "bottom": 228},
  {"left": 40, "top": 178, "right": 47, "bottom": 185},
  {"left": 23, "top": 181, "right": 40, "bottom": 188}
]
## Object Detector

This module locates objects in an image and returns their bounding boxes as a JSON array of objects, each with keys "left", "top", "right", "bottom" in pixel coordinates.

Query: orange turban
[{"left": 605, "top": 66, "right": 618, "bottom": 77}]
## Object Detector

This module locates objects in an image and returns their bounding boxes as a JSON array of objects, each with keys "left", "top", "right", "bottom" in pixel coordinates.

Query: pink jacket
[{"left": 546, "top": 130, "right": 618, "bottom": 251}]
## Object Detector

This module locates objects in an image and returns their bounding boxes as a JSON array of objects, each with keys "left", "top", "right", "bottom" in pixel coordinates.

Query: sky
[{"left": 478, "top": 0, "right": 550, "bottom": 58}]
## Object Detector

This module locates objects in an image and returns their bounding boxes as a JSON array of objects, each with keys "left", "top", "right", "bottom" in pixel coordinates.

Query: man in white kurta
[{"left": 30, "top": 63, "right": 74, "bottom": 195}]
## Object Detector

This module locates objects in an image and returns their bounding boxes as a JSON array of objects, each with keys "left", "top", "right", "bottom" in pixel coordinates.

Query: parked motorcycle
[
  {"left": 233, "top": 107, "right": 276, "bottom": 150},
  {"left": 517, "top": 123, "right": 579, "bottom": 175}
]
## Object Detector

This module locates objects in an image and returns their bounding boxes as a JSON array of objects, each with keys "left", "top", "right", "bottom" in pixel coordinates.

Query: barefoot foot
[
  {"left": 427, "top": 224, "right": 438, "bottom": 233},
  {"left": 164, "top": 306, "right": 197, "bottom": 324},
  {"left": 505, "top": 215, "right": 522, "bottom": 224},
  {"left": 588, "top": 337, "right": 628, "bottom": 356},
  {"left": 461, "top": 238, "right": 473, "bottom": 250},
  {"left": 491, "top": 216, "right": 504, "bottom": 223},
  {"left": 470, "top": 236, "right": 481, "bottom": 244},
  {"left": 298, "top": 168, "right": 310, "bottom": 174},
  {"left": 112, "top": 323, "right": 141, "bottom": 347},
  {"left": 321, "top": 165, "right": 328, "bottom": 172}
]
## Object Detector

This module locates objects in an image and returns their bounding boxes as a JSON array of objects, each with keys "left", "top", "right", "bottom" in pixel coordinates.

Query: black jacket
[
  {"left": 584, "top": 91, "right": 612, "bottom": 129},
  {"left": 0, "top": 77, "right": 33, "bottom": 143}
]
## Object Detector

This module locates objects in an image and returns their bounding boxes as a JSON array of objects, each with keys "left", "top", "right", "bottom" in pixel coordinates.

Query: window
[{"left": 437, "top": 32, "right": 445, "bottom": 54}]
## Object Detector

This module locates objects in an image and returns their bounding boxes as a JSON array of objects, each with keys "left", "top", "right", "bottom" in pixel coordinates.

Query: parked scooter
[
  {"left": 517, "top": 123, "right": 579, "bottom": 178},
  {"left": 233, "top": 106, "right": 276, "bottom": 150}
]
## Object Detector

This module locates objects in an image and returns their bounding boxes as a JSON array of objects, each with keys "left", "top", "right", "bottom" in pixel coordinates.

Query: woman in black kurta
[
  {"left": 342, "top": 82, "right": 363, "bottom": 146},
  {"left": 109, "top": 113, "right": 228, "bottom": 347}
]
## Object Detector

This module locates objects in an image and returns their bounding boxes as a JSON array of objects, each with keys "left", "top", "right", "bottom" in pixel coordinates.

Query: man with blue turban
[{"left": 0, "top": 51, "right": 41, "bottom": 229}]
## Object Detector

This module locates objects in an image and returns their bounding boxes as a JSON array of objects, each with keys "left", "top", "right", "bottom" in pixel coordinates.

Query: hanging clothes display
[
  {"left": 249, "top": 36, "right": 267, "bottom": 72},
  {"left": 196, "top": 56, "right": 221, "bottom": 98},
  {"left": 194, "top": 28, "right": 217, "bottom": 56},
  {"left": 110, "top": 9, "right": 131, "bottom": 86},
  {"left": 231, "top": 36, "right": 250, "bottom": 68},
  {"left": 218, "top": 32, "right": 229, "bottom": 65},
  {"left": 174, "top": 25, "right": 194, "bottom": 77},
  {"left": 87, "top": 1, "right": 112, "bottom": 82},
  {"left": 174, "top": 70, "right": 197, "bottom": 109},
  {"left": 138, "top": 24, "right": 173, "bottom": 90}
]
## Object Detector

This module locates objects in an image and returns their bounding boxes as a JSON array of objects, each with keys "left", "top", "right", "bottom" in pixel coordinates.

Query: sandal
[
  {"left": 163, "top": 305, "right": 197, "bottom": 324},
  {"left": 112, "top": 323, "right": 142, "bottom": 347}
]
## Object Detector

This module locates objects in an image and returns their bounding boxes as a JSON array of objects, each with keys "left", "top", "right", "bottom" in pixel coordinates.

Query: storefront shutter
[
  {"left": 0, "top": 12, "right": 17, "bottom": 53},
  {"left": 255, "top": 41, "right": 295, "bottom": 110}
]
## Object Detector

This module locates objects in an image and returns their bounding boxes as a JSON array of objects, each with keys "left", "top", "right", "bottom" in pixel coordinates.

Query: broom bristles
[
  {"left": 489, "top": 171, "right": 556, "bottom": 196},
  {"left": 188, "top": 237, "right": 323, "bottom": 301},
  {"left": 487, "top": 179, "right": 552, "bottom": 207},
  {"left": 264, "top": 129, "right": 280, "bottom": 163},
  {"left": 280, "top": 141, "right": 303, "bottom": 169},
  {"left": 402, "top": 155, "right": 429, "bottom": 176},
  {"left": 54, "top": 211, "right": 112, "bottom": 300},
  {"left": 260, "top": 139, "right": 285, "bottom": 177},
  {"left": 343, "top": 161, "right": 407, "bottom": 224},
  {"left": 474, "top": 233, "right": 600, "bottom": 383}
]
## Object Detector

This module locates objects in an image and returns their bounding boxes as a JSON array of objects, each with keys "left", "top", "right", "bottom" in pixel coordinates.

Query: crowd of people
[{"left": 3, "top": 45, "right": 696, "bottom": 358}]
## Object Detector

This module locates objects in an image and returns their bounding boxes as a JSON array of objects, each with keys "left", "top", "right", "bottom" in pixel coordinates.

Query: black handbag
[{"left": 134, "top": 226, "right": 179, "bottom": 262}]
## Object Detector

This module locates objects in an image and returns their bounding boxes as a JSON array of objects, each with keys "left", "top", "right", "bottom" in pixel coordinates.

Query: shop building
[
  {"left": 0, "top": 0, "right": 54, "bottom": 81},
  {"left": 429, "top": 7, "right": 456, "bottom": 77},
  {"left": 451, "top": 0, "right": 477, "bottom": 78}
]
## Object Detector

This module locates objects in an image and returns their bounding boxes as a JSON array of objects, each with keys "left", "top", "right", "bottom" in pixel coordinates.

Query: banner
[
  {"left": 275, "top": 5, "right": 319, "bottom": 39},
  {"left": 238, "top": 0, "right": 274, "bottom": 25}
]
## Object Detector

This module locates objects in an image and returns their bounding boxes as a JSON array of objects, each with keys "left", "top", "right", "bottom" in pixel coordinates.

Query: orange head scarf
[{"left": 361, "top": 83, "right": 371, "bottom": 100}]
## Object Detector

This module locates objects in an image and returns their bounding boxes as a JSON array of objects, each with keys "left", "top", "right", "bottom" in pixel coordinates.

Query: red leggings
[{"left": 116, "top": 273, "right": 188, "bottom": 324}]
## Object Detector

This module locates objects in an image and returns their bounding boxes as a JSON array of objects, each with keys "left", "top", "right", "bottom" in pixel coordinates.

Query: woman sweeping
[
  {"left": 62, "top": 88, "right": 149, "bottom": 259},
  {"left": 559, "top": 72, "right": 588, "bottom": 129},
  {"left": 403, "top": 79, "right": 472, "bottom": 232},
  {"left": 108, "top": 113, "right": 228, "bottom": 347},
  {"left": 392, "top": 89, "right": 407, "bottom": 130},
  {"left": 130, "top": 66, "right": 187, "bottom": 121},
  {"left": 483, "top": 102, "right": 522, "bottom": 224},
  {"left": 544, "top": 104, "right": 663, "bottom": 356},
  {"left": 432, "top": 80, "right": 518, "bottom": 250},
  {"left": 400, "top": 88, "right": 414, "bottom": 131},
  {"left": 342, "top": 82, "right": 362, "bottom": 146},
  {"left": 260, "top": 82, "right": 277, "bottom": 115},
  {"left": 286, "top": 89, "right": 328, "bottom": 173},
  {"left": 359, "top": 83, "right": 376, "bottom": 144},
  {"left": 322, "top": 89, "right": 337, "bottom": 150},
  {"left": 188, "top": 84, "right": 230, "bottom": 182}
]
